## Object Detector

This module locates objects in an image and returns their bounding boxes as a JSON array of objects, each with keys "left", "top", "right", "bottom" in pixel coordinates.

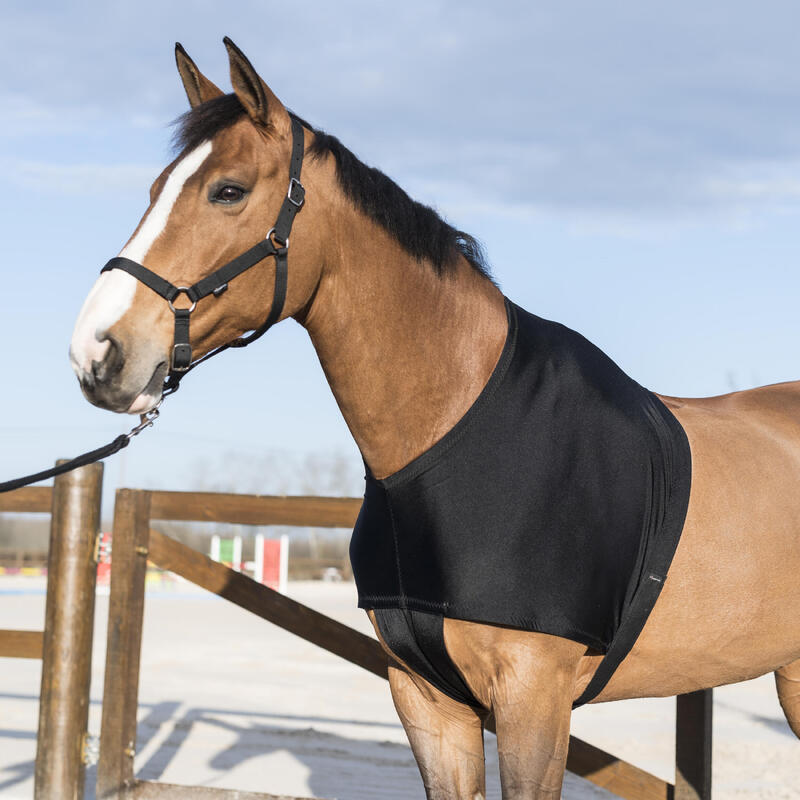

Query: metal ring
[
  {"left": 167, "top": 287, "right": 197, "bottom": 314},
  {"left": 266, "top": 227, "right": 289, "bottom": 249}
]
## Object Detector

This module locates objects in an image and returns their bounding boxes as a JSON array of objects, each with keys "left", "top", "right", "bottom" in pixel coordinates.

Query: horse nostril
[{"left": 91, "top": 337, "right": 123, "bottom": 383}]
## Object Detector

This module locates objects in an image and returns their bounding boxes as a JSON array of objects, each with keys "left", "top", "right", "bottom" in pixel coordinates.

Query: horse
[{"left": 69, "top": 39, "right": 800, "bottom": 799}]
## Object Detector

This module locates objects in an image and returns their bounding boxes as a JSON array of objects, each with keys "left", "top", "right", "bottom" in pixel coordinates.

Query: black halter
[
  {"left": 102, "top": 116, "right": 306, "bottom": 395},
  {"left": 0, "top": 119, "right": 306, "bottom": 494}
]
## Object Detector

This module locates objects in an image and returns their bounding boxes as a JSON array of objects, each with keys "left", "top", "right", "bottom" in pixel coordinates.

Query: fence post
[
  {"left": 34, "top": 461, "right": 103, "bottom": 800},
  {"left": 675, "top": 689, "right": 713, "bottom": 800},
  {"left": 97, "top": 489, "right": 151, "bottom": 799}
]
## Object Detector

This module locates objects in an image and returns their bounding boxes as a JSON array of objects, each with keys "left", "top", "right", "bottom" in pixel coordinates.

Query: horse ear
[
  {"left": 223, "top": 37, "right": 288, "bottom": 132},
  {"left": 175, "top": 43, "right": 223, "bottom": 108}
]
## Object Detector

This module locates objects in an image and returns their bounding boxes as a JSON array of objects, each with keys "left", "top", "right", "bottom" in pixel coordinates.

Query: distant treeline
[
  {"left": 0, "top": 514, "right": 351, "bottom": 577},
  {"left": 0, "top": 514, "right": 50, "bottom": 553},
  {"left": 1, "top": 447, "right": 361, "bottom": 572}
]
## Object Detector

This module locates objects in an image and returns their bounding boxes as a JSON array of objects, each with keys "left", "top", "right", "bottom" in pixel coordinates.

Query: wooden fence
[
  {"left": 0, "top": 463, "right": 104, "bottom": 800},
  {"left": 0, "top": 548, "right": 49, "bottom": 570},
  {"left": 97, "top": 488, "right": 712, "bottom": 800}
]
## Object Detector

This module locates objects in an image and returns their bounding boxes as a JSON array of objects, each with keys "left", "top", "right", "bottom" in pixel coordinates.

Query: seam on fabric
[
  {"left": 361, "top": 599, "right": 608, "bottom": 650},
  {"left": 623, "top": 446, "right": 657, "bottom": 616},
  {"left": 618, "top": 393, "right": 679, "bottom": 621},
  {"left": 359, "top": 595, "right": 449, "bottom": 612},
  {"left": 380, "top": 298, "right": 519, "bottom": 489},
  {"left": 384, "top": 489, "right": 408, "bottom": 608},
  {"left": 573, "top": 393, "right": 692, "bottom": 707}
]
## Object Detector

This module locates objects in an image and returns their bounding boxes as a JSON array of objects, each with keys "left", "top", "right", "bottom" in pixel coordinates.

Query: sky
[{"left": 2, "top": 1, "right": 800, "bottom": 505}]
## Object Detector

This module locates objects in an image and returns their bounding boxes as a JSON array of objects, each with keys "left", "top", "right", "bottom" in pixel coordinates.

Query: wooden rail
[
  {"left": 0, "top": 485, "right": 52, "bottom": 513},
  {"left": 0, "top": 629, "right": 44, "bottom": 659},
  {"left": 149, "top": 491, "right": 361, "bottom": 527},
  {"left": 98, "top": 488, "right": 711, "bottom": 800},
  {"left": 0, "top": 465, "right": 104, "bottom": 800},
  {"left": 148, "top": 529, "right": 387, "bottom": 678},
  {"left": 131, "top": 781, "right": 328, "bottom": 799}
]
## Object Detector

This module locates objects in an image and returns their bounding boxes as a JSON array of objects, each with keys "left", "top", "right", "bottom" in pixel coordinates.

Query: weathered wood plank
[
  {"left": 565, "top": 734, "right": 673, "bottom": 800},
  {"left": 97, "top": 489, "right": 152, "bottom": 800},
  {"left": 148, "top": 492, "right": 361, "bottom": 527},
  {"left": 676, "top": 690, "right": 713, "bottom": 800},
  {"left": 131, "top": 779, "right": 329, "bottom": 800},
  {"left": 477, "top": 713, "right": 673, "bottom": 800},
  {"left": 0, "top": 629, "right": 44, "bottom": 659},
  {"left": 35, "top": 462, "right": 103, "bottom": 800},
  {"left": 0, "top": 486, "right": 52, "bottom": 513},
  {"left": 147, "top": 529, "right": 388, "bottom": 680}
]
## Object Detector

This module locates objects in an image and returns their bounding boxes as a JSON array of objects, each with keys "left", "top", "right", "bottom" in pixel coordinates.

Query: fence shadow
[{"left": 134, "top": 705, "right": 425, "bottom": 800}]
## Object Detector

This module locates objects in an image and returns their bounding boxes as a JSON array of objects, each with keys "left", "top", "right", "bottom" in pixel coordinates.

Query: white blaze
[
  {"left": 70, "top": 141, "right": 213, "bottom": 376},
  {"left": 119, "top": 140, "right": 213, "bottom": 263}
]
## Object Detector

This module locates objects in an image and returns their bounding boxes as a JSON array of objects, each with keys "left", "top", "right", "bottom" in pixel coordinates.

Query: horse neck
[{"left": 298, "top": 199, "right": 508, "bottom": 479}]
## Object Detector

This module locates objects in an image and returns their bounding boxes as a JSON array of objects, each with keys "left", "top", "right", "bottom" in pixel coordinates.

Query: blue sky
[{"left": 2, "top": 1, "right": 800, "bottom": 504}]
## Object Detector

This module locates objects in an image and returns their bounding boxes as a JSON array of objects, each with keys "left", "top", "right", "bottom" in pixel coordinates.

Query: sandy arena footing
[{"left": 0, "top": 576, "right": 797, "bottom": 799}]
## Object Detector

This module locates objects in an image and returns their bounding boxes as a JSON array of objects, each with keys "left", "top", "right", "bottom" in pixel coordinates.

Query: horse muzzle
[{"left": 71, "top": 337, "right": 167, "bottom": 414}]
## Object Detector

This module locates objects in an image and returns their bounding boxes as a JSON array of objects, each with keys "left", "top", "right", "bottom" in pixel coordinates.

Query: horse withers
[{"left": 70, "top": 39, "right": 800, "bottom": 799}]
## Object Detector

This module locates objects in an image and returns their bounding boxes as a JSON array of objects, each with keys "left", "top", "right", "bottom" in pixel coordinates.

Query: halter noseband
[{"left": 101, "top": 116, "right": 306, "bottom": 394}]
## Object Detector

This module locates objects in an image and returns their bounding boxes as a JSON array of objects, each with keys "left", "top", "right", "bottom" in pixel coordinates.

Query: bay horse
[{"left": 70, "top": 39, "right": 800, "bottom": 798}]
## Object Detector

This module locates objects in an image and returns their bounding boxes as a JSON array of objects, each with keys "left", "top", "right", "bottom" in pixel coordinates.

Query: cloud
[
  {"left": 8, "top": 160, "right": 159, "bottom": 195},
  {"left": 1, "top": 0, "right": 800, "bottom": 223},
  {"left": 704, "top": 161, "right": 800, "bottom": 203}
]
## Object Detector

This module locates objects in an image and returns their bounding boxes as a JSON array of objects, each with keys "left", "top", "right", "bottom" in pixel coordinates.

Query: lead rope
[
  {"left": 0, "top": 405, "right": 160, "bottom": 494},
  {"left": 0, "top": 118, "right": 306, "bottom": 494}
]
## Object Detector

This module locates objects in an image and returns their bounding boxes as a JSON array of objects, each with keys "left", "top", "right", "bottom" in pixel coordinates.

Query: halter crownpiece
[{"left": 101, "top": 116, "right": 306, "bottom": 392}]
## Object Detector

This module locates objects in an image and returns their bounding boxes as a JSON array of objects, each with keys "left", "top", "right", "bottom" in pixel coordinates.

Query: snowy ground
[{"left": 0, "top": 575, "right": 797, "bottom": 799}]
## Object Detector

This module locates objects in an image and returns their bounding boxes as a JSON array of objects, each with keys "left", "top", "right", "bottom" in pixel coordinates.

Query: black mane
[{"left": 173, "top": 94, "right": 492, "bottom": 280}]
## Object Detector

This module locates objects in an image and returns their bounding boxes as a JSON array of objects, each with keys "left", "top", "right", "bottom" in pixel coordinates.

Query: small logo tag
[{"left": 648, "top": 574, "right": 663, "bottom": 583}]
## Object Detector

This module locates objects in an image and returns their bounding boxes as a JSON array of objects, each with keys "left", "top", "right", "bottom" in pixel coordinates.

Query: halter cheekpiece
[{"left": 101, "top": 116, "right": 306, "bottom": 393}]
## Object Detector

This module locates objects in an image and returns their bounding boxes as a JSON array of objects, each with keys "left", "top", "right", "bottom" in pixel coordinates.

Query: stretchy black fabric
[{"left": 351, "top": 299, "right": 692, "bottom": 708}]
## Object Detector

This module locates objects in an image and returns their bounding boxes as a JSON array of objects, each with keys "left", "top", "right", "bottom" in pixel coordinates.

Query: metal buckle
[
  {"left": 167, "top": 287, "right": 197, "bottom": 314},
  {"left": 287, "top": 177, "right": 305, "bottom": 208},
  {"left": 171, "top": 343, "right": 192, "bottom": 372}
]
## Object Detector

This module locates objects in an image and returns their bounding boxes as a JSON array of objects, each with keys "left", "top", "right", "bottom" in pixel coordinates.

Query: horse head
[{"left": 70, "top": 39, "right": 323, "bottom": 414}]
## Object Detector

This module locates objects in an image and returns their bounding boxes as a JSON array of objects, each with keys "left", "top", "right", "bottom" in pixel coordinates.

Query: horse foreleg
[
  {"left": 388, "top": 662, "right": 488, "bottom": 800},
  {"left": 776, "top": 658, "right": 800, "bottom": 738},
  {"left": 443, "top": 621, "right": 585, "bottom": 800},
  {"left": 491, "top": 666, "right": 575, "bottom": 798}
]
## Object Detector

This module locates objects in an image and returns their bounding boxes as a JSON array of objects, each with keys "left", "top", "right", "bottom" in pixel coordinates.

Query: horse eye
[{"left": 213, "top": 185, "right": 245, "bottom": 204}]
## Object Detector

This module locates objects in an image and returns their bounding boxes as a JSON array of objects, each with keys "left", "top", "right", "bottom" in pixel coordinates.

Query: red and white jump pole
[{"left": 254, "top": 534, "right": 288, "bottom": 593}]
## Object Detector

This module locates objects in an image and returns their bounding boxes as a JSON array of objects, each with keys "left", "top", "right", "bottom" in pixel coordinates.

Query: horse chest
[{"left": 351, "top": 298, "right": 692, "bottom": 706}]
